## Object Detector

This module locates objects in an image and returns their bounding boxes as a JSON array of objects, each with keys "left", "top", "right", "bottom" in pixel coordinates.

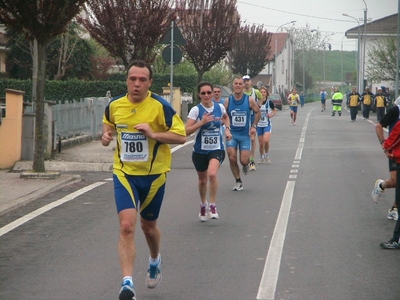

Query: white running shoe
[
  {"left": 145, "top": 255, "right": 162, "bottom": 289},
  {"left": 233, "top": 182, "right": 243, "bottom": 191},
  {"left": 388, "top": 207, "right": 399, "bottom": 221},
  {"left": 208, "top": 205, "right": 219, "bottom": 219},
  {"left": 371, "top": 179, "right": 384, "bottom": 203},
  {"left": 258, "top": 157, "right": 264, "bottom": 164},
  {"left": 199, "top": 204, "right": 208, "bottom": 222},
  {"left": 264, "top": 155, "right": 271, "bottom": 164}
]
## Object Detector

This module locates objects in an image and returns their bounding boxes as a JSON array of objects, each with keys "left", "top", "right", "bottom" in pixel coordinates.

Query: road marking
[
  {"left": 0, "top": 141, "right": 194, "bottom": 237},
  {"left": 257, "top": 110, "right": 313, "bottom": 299},
  {"left": 172, "top": 139, "right": 194, "bottom": 153},
  {"left": 0, "top": 182, "right": 106, "bottom": 237},
  {"left": 257, "top": 181, "right": 295, "bottom": 300}
]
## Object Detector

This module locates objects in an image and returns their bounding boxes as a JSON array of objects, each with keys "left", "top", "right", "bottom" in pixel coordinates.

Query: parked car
[{"left": 268, "top": 93, "right": 282, "bottom": 110}]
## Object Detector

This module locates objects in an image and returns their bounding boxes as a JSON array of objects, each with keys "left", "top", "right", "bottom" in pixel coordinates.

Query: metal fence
[
  {"left": 52, "top": 97, "right": 109, "bottom": 139},
  {"left": 24, "top": 97, "right": 109, "bottom": 140}
]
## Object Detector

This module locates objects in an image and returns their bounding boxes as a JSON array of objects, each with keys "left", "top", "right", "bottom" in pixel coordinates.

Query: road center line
[
  {"left": 257, "top": 110, "right": 312, "bottom": 299},
  {"left": 0, "top": 140, "right": 195, "bottom": 238},
  {"left": 0, "top": 182, "right": 106, "bottom": 237},
  {"left": 257, "top": 180, "right": 295, "bottom": 300}
]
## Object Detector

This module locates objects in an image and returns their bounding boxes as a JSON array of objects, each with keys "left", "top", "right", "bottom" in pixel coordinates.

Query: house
[
  {"left": 344, "top": 13, "right": 398, "bottom": 93},
  {"left": 259, "top": 32, "right": 295, "bottom": 100}
]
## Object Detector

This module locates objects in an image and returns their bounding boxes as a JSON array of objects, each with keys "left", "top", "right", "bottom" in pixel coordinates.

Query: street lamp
[
  {"left": 362, "top": 0, "right": 368, "bottom": 91},
  {"left": 341, "top": 36, "right": 346, "bottom": 91},
  {"left": 273, "top": 20, "right": 296, "bottom": 93},
  {"left": 343, "top": 13, "right": 361, "bottom": 92}
]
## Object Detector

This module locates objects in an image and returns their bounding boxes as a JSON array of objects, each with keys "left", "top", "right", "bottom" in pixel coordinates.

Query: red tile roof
[{"left": 267, "top": 32, "right": 288, "bottom": 60}]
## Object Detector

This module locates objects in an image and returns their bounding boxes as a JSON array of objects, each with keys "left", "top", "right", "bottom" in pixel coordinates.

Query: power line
[{"left": 238, "top": 1, "right": 355, "bottom": 24}]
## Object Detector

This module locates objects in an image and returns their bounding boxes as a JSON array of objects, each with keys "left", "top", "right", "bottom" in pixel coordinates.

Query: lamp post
[
  {"left": 362, "top": 0, "right": 367, "bottom": 91},
  {"left": 310, "top": 29, "right": 334, "bottom": 88},
  {"left": 341, "top": 35, "right": 346, "bottom": 91},
  {"left": 303, "top": 44, "right": 305, "bottom": 95},
  {"left": 343, "top": 13, "right": 361, "bottom": 92},
  {"left": 274, "top": 20, "right": 296, "bottom": 93}
]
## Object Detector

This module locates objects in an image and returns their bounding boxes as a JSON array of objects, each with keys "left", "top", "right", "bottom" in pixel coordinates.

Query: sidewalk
[{"left": 0, "top": 139, "right": 115, "bottom": 216}]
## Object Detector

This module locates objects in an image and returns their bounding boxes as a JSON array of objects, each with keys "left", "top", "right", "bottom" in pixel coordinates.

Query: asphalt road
[{"left": 1, "top": 101, "right": 400, "bottom": 300}]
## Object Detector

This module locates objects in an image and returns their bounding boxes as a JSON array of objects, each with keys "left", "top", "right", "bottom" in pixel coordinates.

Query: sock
[
  {"left": 149, "top": 254, "right": 160, "bottom": 265},
  {"left": 209, "top": 203, "right": 216, "bottom": 207},
  {"left": 379, "top": 183, "right": 385, "bottom": 190},
  {"left": 265, "top": 153, "right": 269, "bottom": 157},
  {"left": 122, "top": 276, "right": 133, "bottom": 286},
  {"left": 236, "top": 178, "right": 242, "bottom": 183}
]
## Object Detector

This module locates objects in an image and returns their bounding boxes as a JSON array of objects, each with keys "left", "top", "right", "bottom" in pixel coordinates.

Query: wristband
[
  {"left": 226, "top": 127, "right": 231, "bottom": 130},
  {"left": 252, "top": 125, "right": 257, "bottom": 129},
  {"left": 380, "top": 140, "right": 384, "bottom": 145}
]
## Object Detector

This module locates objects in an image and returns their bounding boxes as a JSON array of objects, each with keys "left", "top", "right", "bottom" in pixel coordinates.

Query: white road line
[
  {"left": 257, "top": 181, "right": 295, "bottom": 300},
  {"left": 257, "top": 110, "right": 313, "bottom": 299},
  {"left": 0, "top": 182, "right": 106, "bottom": 237},
  {"left": 172, "top": 139, "right": 194, "bottom": 153},
  {"left": 0, "top": 141, "right": 194, "bottom": 237}
]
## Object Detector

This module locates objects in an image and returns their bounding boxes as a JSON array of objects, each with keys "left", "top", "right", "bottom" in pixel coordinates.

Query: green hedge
[{"left": 0, "top": 74, "right": 198, "bottom": 102}]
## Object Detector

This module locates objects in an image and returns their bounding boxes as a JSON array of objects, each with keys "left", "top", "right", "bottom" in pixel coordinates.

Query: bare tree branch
[
  {"left": 79, "top": 0, "right": 176, "bottom": 67},
  {"left": 227, "top": 23, "right": 272, "bottom": 77},
  {"left": 176, "top": 0, "right": 240, "bottom": 83},
  {"left": 366, "top": 37, "right": 397, "bottom": 83}
]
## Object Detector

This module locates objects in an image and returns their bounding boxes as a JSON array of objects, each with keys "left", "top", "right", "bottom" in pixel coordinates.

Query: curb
[
  {"left": 12, "top": 161, "right": 113, "bottom": 173},
  {"left": 0, "top": 174, "right": 82, "bottom": 216}
]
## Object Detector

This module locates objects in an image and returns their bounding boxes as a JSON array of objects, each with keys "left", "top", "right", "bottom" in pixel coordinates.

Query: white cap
[{"left": 242, "top": 75, "right": 251, "bottom": 80}]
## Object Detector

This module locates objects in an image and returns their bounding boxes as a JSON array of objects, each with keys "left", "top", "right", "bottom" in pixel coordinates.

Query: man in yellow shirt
[
  {"left": 361, "top": 86, "right": 374, "bottom": 120},
  {"left": 287, "top": 87, "right": 300, "bottom": 125},
  {"left": 374, "top": 87, "right": 388, "bottom": 122},
  {"left": 102, "top": 60, "right": 186, "bottom": 300}
]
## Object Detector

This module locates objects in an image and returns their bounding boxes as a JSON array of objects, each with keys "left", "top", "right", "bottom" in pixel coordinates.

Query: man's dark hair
[{"left": 126, "top": 60, "right": 153, "bottom": 80}]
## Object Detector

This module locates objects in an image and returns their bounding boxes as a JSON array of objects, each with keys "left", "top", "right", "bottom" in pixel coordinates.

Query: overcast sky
[{"left": 237, "top": 0, "right": 398, "bottom": 51}]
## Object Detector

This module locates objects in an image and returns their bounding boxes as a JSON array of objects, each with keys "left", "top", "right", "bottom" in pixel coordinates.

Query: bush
[{"left": 0, "top": 74, "right": 198, "bottom": 102}]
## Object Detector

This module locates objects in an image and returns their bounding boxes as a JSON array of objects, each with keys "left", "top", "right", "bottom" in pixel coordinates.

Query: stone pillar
[
  {"left": 0, "top": 89, "right": 25, "bottom": 169},
  {"left": 162, "top": 87, "right": 181, "bottom": 117}
]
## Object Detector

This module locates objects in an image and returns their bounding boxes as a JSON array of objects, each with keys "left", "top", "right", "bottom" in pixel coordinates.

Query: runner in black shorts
[{"left": 186, "top": 82, "right": 232, "bottom": 221}]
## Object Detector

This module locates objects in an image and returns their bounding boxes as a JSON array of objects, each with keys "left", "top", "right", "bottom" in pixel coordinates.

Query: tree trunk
[{"left": 32, "top": 40, "right": 47, "bottom": 173}]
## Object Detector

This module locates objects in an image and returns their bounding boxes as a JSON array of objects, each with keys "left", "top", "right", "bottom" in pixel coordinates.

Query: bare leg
[
  {"left": 141, "top": 218, "right": 161, "bottom": 259},
  {"left": 118, "top": 208, "right": 137, "bottom": 276},
  {"left": 196, "top": 169, "right": 208, "bottom": 205},
  {"left": 227, "top": 147, "right": 240, "bottom": 179},
  {"left": 207, "top": 158, "right": 221, "bottom": 204}
]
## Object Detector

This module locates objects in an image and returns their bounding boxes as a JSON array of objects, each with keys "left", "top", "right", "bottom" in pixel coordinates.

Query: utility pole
[{"left": 362, "top": 0, "right": 367, "bottom": 91}]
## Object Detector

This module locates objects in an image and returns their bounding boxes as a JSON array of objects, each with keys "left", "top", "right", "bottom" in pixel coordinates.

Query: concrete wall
[{"left": 0, "top": 89, "right": 25, "bottom": 169}]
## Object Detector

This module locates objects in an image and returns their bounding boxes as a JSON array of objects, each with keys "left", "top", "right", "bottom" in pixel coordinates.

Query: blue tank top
[
  {"left": 227, "top": 94, "right": 251, "bottom": 135},
  {"left": 193, "top": 103, "right": 225, "bottom": 154}
]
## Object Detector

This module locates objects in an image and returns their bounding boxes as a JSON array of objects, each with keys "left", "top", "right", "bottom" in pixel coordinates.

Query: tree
[
  {"left": 176, "top": 0, "right": 240, "bottom": 84},
  {"left": 79, "top": 0, "right": 176, "bottom": 68},
  {"left": 0, "top": 0, "right": 87, "bottom": 173},
  {"left": 366, "top": 37, "right": 397, "bottom": 84},
  {"left": 226, "top": 23, "right": 272, "bottom": 77},
  {"left": 6, "top": 26, "right": 94, "bottom": 80}
]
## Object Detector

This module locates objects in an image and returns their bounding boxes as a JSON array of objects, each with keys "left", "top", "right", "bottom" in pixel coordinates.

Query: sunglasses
[{"left": 200, "top": 91, "right": 213, "bottom": 95}]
